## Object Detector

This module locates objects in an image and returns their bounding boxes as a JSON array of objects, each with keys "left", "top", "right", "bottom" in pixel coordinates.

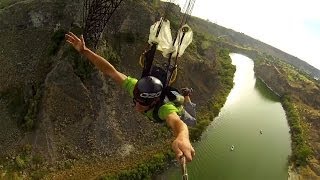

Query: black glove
[{"left": 181, "top": 87, "right": 193, "bottom": 96}]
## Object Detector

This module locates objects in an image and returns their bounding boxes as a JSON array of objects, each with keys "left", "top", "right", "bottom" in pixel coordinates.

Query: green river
[{"left": 159, "top": 53, "right": 292, "bottom": 180}]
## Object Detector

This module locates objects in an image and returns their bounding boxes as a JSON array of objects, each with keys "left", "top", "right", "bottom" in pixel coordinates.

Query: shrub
[
  {"left": 48, "top": 29, "right": 67, "bottom": 56},
  {"left": 281, "top": 95, "right": 311, "bottom": 166}
]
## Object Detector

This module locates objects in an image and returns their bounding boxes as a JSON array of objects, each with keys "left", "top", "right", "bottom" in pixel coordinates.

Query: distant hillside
[{"left": 188, "top": 17, "right": 320, "bottom": 80}]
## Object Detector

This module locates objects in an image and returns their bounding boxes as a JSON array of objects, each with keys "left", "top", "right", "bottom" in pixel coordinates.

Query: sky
[{"left": 170, "top": 0, "right": 320, "bottom": 70}]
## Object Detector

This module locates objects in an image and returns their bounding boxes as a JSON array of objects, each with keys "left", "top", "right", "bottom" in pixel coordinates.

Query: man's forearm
[
  {"left": 81, "top": 48, "right": 117, "bottom": 77},
  {"left": 65, "top": 32, "right": 126, "bottom": 84},
  {"left": 166, "top": 113, "right": 195, "bottom": 161},
  {"left": 169, "top": 115, "right": 189, "bottom": 140},
  {"left": 175, "top": 121, "right": 189, "bottom": 140}
]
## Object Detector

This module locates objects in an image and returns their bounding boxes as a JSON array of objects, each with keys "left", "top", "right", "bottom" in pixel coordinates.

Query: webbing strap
[{"left": 141, "top": 44, "right": 157, "bottom": 78}]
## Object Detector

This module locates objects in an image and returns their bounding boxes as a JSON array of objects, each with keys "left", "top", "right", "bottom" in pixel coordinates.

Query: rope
[
  {"left": 139, "top": 54, "right": 145, "bottom": 67},
  {"left": 139, "top": 0, "right": 196, "bottom": 86},
  {"left": 169, "top": 67, "right": 178, "bottom": 85}
]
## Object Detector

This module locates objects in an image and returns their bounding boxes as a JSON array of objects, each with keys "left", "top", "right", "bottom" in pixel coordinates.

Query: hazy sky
[{"left": 170, "top": 0, "right": 320, "bottom": 70}]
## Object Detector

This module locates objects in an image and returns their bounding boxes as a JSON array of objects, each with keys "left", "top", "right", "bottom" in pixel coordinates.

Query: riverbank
[
  {"left": 288, "top": 165, "right": 302, "bottom": 180},
  {"left": 255, "top": 59, "right": 320, "bottom": 179},
  {"left": 157, "top": 54, "right": 291, "bottom": 179}
]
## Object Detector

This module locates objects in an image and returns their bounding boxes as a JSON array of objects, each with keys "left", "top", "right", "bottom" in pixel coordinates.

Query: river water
[{"left": 159, "top": 53, "right": 291, "bottom": 180}]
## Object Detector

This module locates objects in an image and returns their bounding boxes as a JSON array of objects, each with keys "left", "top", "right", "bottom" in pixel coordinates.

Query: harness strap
[
  {"left": 152, "top": 86, "right": 182, "bottom": 123},
  {"left": 152, "top": 98, "right": 165, "bottom": 123},
  {"left": 141, "top": 44, "right": 157, "bottom": 78}
]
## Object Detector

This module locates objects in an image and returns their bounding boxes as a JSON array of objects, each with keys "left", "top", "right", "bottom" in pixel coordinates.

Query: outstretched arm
[
  {"left": 65, "top": 32, "right": 127, "bottom": 85},
  {"left": 166, "top": 112, "right": 195, "bottom": 162}
]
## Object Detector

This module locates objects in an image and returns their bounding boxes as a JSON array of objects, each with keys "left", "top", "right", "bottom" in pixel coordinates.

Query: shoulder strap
[
  {"left": 152, "top": 86, "right": 182, "bottom": 122},
  {"left": 141, "top": 44, "right": 157, "bottom": 78},
  {"left": 150, "top": 66, "right": 168, "bottom": 86},
  {"left": 163, "top": 86, "right": 180, "bottom": 101},
  {"left": 152, "top": 98, "right": 165, "bottom": 123}
]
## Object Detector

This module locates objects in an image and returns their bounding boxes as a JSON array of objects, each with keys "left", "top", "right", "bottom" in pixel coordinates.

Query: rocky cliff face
[
  {"left": 1, "top": 0, "right": 82, "bottom": 155},
  {"left": 0, "top": 0, "right": 219, "bottom": 178},
  {"left": 255, "top": 63, "right": 320, "bottom": 109}
]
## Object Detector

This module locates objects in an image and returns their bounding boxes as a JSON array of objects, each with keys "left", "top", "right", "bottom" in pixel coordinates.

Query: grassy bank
[{"left": 281, "top": 95, "right": 311, "bottom": 166}]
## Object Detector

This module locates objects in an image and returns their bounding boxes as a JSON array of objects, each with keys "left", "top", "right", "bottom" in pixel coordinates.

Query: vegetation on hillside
[
  {"left": 0, "top": 83, "right": 43, "bottom": 131},
  {"left": 0, "top": 145, "right": 46, "bottom": 179},
  {"left": 100, "top": 151, "right": 174, "bottom": 179},
  {"left": 264, "top": 56, "right": 318, "bottom": 88},
  {"left": 271, "top": 58, "right": 317, "bottom": 167},
  {"left": 254, "top": 52, "right": 319, "bottom": 177},
  {"left": 0, "top": 0, "right": 19, "bottom": 9},
  {"left": 189, "top": 48, "right": 235, "bottom": 141},
  {"left": 281, "top": 95, "right": 312, "bottom": 166}
]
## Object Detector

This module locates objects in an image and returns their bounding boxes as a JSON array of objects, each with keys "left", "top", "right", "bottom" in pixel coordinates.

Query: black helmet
[{"left": 133, "top": 76, "right": 163, "bottom": 106}]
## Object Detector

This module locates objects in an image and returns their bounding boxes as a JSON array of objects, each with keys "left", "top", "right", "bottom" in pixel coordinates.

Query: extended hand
[
  {"left": 172, "top": 137, "right": 195, "bottom": 162},
  {"left": 65, "top": 32, "right": 87, "bottom": 53}
]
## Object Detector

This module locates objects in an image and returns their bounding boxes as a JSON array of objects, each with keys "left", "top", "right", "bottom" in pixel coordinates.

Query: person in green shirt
[
  {"left": 65, "top": 32, "right": 195, "bottom": 162},
  {"left": 123, "top": 75, "right": 196, "bottom": 126}
]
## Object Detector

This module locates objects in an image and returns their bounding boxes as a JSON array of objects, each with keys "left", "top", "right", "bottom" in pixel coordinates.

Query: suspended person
[
  {"left": 65, "top": 32, "right": 195, "bottom": 162},
  {"left": 139, "top": 17, "right": 197, "bottom": 126}
]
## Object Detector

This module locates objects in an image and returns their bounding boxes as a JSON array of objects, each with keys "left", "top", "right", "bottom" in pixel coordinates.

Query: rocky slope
[
  {"left": 0, "top": 0, "right": 220, "bottom": 178},
  {"left": 1, "top": 0, "right": 319, "bottom": 179}
]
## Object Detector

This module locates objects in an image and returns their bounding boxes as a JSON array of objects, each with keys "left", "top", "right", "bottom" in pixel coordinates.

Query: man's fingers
[
  {"left": 182, "top": 146, "right": 195, "bottom": 162},
  {"left": 65, "top": 34, "right": 74, "bottom": 42},
  {"left": 184, "top": 151, "right": 193, "bottom": 162},
  {"left": 80, "top": 35, "right": 85, "bottom": 45},
  {"left": 176, "top": 152, "right": 184, "bottom": 161},
  {"left": 68, "top": 32, "right": 77, "bottom": 39},
  {"left": 65, "top": 34, "right": 71, "bottom": 39},
  {"left": 172, "top": 140, "right": 195, "bottom": 162},
  {"left": 67, "top": 32, "right": 81, "bottom": 42},
  {"left": 66, "top": 40, "right": 72, "bottom": 44},
  {"left": 191, "top": 146, "right": 195, "bottom": 157},
  {"left": 174, "top": 147, "right": 183, "bottom": 159},
  {"left": 172, "top": 143, "right": 183, "bottom": 160},
  {"left": 65, "top": 34, "right": 77, "bottom": 44}
]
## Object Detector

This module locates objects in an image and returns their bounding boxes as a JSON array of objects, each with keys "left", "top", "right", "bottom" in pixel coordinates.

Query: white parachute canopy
[{"left": 148, "top": 18, "right": 193, "bottom": 58}]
